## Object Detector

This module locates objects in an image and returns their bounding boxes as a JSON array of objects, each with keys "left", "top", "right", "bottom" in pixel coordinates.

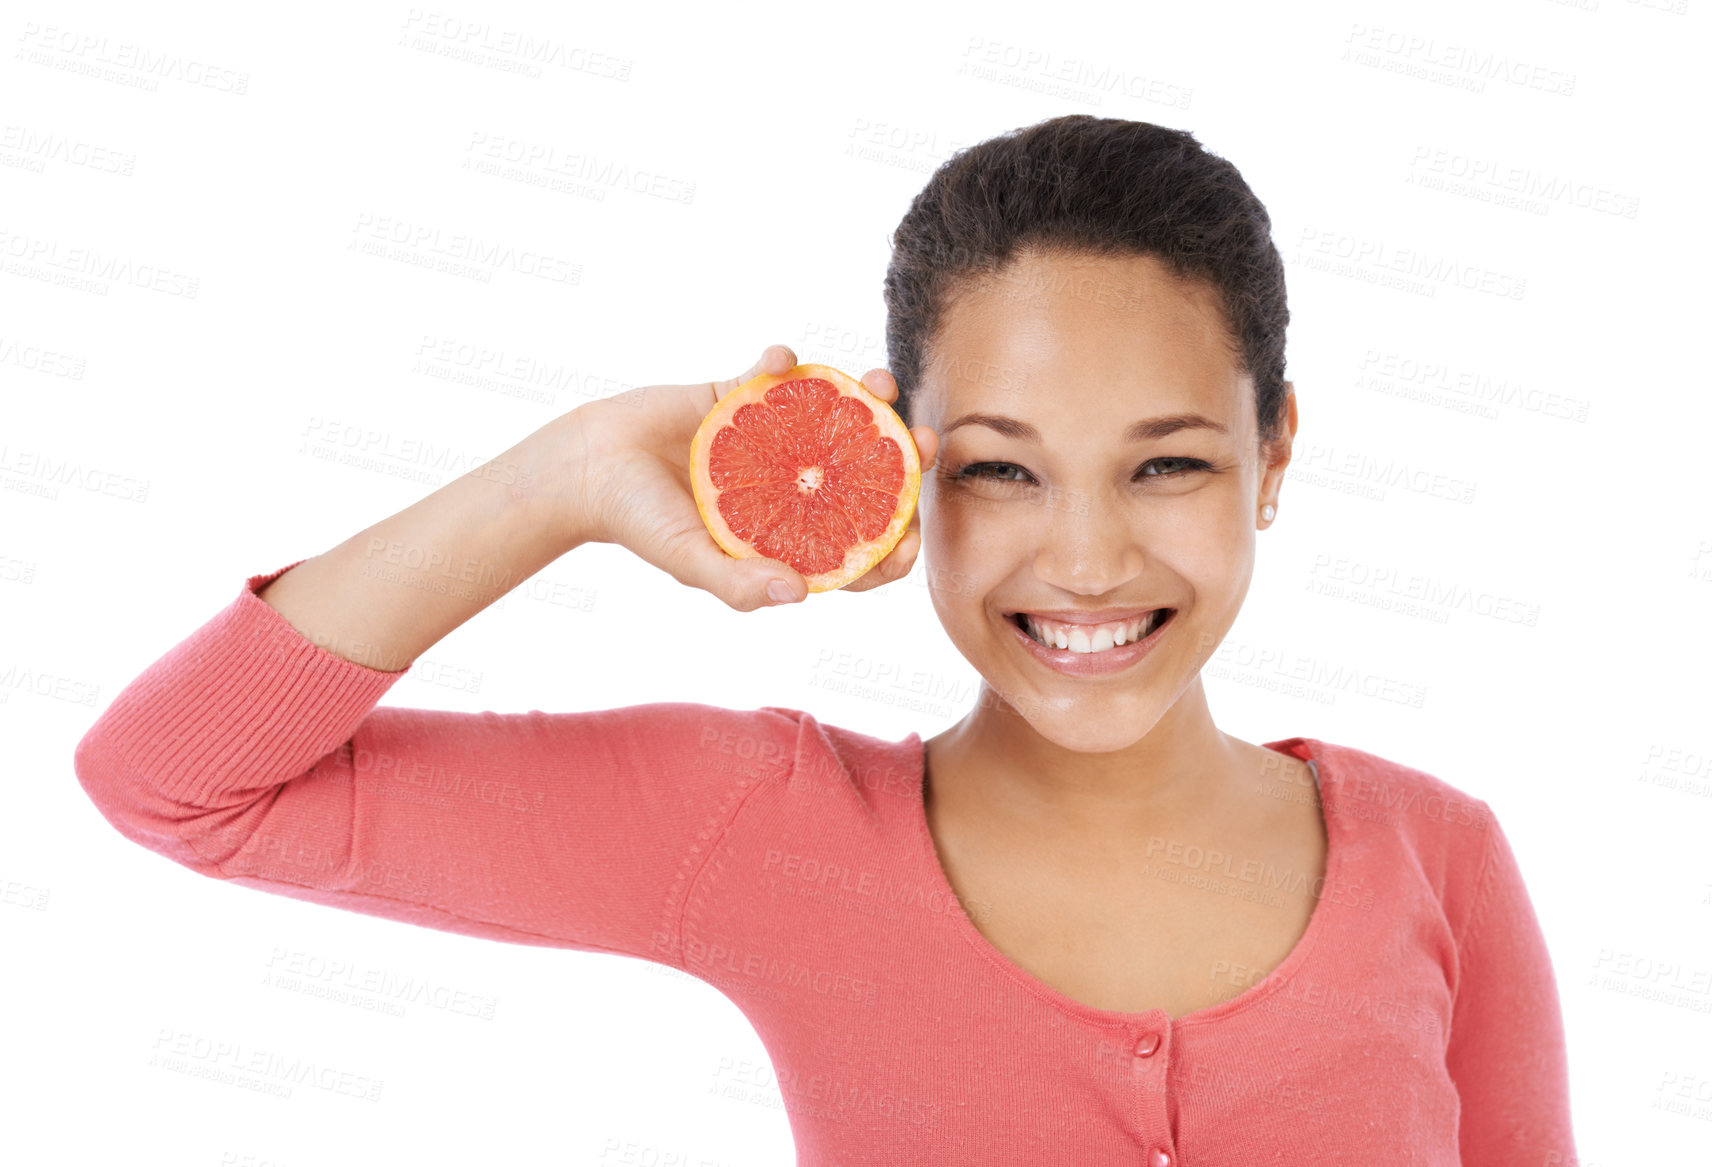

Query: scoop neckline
[{"left": 905, "top": 734, "right": 1339, "bottom": 1032}]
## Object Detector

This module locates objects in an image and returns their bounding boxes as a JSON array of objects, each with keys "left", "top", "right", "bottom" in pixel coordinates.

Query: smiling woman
[
  {"left": 918, "top": 249, "right": 1273, "bottom": 702},
  {"left": 73, "top": 114, "right": 1575, "bottom": 1167}
]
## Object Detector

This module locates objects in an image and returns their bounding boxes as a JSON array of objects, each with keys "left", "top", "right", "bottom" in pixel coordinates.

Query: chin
[{"left": 984, "top": 682, "right": 1175, "bottom": 754}]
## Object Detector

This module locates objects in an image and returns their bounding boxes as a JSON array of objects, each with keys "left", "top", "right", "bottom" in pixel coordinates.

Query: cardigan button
[
  {"left": 1151, "top": 1149, "right": 1172, "bottom": 1167},
  {"left": 1134, "top": 1031, "right": 1161, "bottom": 1057}
]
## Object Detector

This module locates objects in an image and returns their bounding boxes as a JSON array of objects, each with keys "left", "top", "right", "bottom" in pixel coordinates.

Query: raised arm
[
  {"left": 253, "top": 343, "right": 814, "bottom": 672},
  {"left": 72, "top": 344, "right": 932, "bottom": 964},
  {"left": 73, "top": 557, "right": 804, "bottom": 961}
]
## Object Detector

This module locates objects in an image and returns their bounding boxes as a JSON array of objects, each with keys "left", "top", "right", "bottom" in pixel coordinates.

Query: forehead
[{"left": 923, "top": 249, "right": 1247, "bottom": 420}]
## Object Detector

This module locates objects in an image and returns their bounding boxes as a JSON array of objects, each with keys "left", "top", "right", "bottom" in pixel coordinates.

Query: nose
[{"left": 1029, "top": 486, "right": 1147, "bottom": 597}]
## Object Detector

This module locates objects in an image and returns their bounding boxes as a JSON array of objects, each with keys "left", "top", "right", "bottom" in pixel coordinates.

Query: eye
[
  {"left": 1137, "top": 457, "right": 1213, "bottom": 479},
  {"left": 955, "top": 462, "right": 1036, "bottom": 483}
]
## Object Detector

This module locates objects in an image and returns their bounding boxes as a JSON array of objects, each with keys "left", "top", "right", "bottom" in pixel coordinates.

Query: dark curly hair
[{"left": 883, "top": 114, "right": 1290, "bottom": 448}]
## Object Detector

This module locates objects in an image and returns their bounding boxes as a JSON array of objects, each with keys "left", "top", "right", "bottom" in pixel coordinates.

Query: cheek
[
  {"left": 920, "top": 489, "right": 989, "bottom": 563},
  {"left": 1164, "top": 512, "right": 1241, "bottom": 556},
  {"left": 924, "top": 485, "right": 1027, "bottom": 568},
  {"left": 1149, "top": 492, "right": 1251, "bottom": 565},
  {"left": 921, "top": 492, "right": 1015, "bottom": 605}
]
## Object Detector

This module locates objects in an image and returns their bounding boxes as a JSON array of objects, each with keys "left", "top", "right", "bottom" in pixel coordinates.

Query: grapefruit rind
[{"left": 690, "top": 363, "right": 921, "bottom": 592}]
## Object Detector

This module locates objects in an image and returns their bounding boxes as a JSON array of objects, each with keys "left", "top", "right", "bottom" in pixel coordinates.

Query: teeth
[{"left": 1020, "top": 611, "right": 1164, "bottom": 653}]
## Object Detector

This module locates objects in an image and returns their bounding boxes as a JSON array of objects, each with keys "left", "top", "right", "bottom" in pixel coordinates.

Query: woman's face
[{"left": 916, "top": 248, "right": 1295, "bottom": 754}]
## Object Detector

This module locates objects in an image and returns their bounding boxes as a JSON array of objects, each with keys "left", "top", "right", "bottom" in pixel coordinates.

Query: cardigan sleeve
[
  {"left": 1443, "top": 810, "right": 1579, "bottom": 1166},
  {"left": 72, "top": 559, "right": 803, "bottom": 969}
]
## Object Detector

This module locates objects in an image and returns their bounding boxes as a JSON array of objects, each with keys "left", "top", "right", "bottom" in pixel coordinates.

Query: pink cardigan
[{"left": 74, "top": 560, "right": 1578, "bottom": 1165}]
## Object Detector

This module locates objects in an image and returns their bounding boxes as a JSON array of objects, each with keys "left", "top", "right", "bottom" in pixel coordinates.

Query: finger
[
  {"left": 841, "top": 527, "right": 922, "bottom": 594},
  {"left": 720, "top": 344, "right": 798, "bottom": 395},
  {"left": 663, "top": 525, "right": 809, "bottom": 612},
  {"left": 760, "top": 343, "right": 799, "bottom": 377},
  {"left": 910, "top": 424, "right": 938, "bottom": 471},
  {"left": 699, "top": 345, "right": 799, "bottom": 414},
  {"left": 860, "top": 367, "right": 899, "bottom": 404}
]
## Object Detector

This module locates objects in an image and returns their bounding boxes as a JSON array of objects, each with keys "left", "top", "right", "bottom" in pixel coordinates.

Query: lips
[
  {"left": 1006, "top": 608, "right": 1175, "bottom": 653},
  {"left": 1002, "top": 606, "right": 1175, "bottom": 675}
]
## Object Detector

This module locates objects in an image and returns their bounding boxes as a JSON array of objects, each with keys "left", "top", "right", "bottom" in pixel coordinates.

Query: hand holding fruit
[{"left": 570, "top": 345, "right": 939, "bottom": 612}]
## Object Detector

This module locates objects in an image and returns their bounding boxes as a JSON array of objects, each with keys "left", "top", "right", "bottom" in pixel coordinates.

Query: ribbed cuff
[{"left": 78, "top": 560, "right": 415, "bottom": 810}]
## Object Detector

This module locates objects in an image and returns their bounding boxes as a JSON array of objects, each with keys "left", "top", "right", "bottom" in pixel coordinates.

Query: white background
[{"left": 4, "top": 0, "right": 1708, "bottom": 1164}]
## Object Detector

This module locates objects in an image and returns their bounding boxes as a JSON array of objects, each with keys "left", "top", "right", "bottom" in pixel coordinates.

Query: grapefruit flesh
[{"left": 690, "top": 363, "right": 921, "bottom": 592}]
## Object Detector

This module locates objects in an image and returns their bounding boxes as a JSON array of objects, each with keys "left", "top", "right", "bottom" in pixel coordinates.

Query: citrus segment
[{"left": 690, "top": 363, "right": 921, "bottom": 592}]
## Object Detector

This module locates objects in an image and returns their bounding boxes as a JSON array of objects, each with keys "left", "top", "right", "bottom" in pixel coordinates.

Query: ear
[{"left": 1258, "top": 382, "right": 1298, "bottom": 505}]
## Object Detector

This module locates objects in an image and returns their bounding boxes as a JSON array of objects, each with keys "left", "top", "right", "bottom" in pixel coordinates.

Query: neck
[{"left": 925, "top": 675, "right": 1245, "bottom": 836}]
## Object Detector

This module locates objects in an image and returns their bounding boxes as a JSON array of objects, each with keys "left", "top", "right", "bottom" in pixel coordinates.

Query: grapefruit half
[{"left": 689, "top": 363, "right": 921, "bottom": 592}]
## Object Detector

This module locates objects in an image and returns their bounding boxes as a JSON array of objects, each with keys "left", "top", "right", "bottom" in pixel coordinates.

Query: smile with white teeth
[{"left": 1014, "top": 610, "right": 1169, "bottom": 653}]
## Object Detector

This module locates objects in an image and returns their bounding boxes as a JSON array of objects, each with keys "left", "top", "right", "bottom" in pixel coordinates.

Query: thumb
[{"left": 665, "top": 529, "right": 807, "bottom": 611}]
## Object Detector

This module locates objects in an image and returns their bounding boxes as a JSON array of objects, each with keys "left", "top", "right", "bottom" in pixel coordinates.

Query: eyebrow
[{"left": 939, "top": 411, "right": 1229, "bottom": 443}]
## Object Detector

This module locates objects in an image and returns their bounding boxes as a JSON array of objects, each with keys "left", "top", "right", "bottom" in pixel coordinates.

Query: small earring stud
[{"left": 1260, "top": 504, "right": 1276, "bottom": 522}]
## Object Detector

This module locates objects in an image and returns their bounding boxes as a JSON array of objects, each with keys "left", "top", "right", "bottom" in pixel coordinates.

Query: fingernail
[{"left": 767, "top": 579, "right": 798, "bottom": 604}]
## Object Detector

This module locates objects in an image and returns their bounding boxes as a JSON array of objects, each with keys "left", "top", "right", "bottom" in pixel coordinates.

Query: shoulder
[
  {"left": 575, "top": 702, "right": 918, "bottom": 785},
  {"left": 1293, "top": 736, "right": 1494, "bottom": 835},
  {"left": 741, "top": 707, "right": 927, "bottom": 809},
  {"left": 464, "top": 702, "right": 813, "bottom": 784},
  {"left": 1268, "top": 735, "right": 1499, "bottom": 935}
]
